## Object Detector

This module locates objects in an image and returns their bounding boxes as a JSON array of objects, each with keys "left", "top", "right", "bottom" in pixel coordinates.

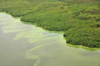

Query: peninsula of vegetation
[{"left": 0, "top": 0, "right": 100, "bottom": 48}]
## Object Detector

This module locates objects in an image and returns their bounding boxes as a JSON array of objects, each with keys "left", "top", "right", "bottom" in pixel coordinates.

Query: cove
[{"left": 0, "top": 13, "right": 100, "bottom": 66}]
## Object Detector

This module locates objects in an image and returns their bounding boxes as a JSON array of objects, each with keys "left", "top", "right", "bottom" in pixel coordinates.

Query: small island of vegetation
[{"left": 0, "top": 0, "right": 100, "bottom": 48}]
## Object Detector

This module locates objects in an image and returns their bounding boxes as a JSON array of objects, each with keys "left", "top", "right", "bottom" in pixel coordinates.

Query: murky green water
[{"left": 0, "top": 13, "right": 100, "bottom": 66}]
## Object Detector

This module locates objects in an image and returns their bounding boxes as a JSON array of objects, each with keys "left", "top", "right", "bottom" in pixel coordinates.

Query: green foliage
[
  {"left": 0, "top": 0, "right": 100, "bottom": 48},
  {"left": 64, "top": 28, "right": 100, "bottom": 48}
]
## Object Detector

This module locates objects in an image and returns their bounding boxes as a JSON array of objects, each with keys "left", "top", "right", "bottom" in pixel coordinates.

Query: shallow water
[{"left": 0, "top": 13, "right": 100, "bottom": 66}]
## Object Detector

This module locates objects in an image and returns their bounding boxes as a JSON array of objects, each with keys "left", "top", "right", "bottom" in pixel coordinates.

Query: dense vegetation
[{"left": 0, "top": 0, "right": 100, "bottom": 48}]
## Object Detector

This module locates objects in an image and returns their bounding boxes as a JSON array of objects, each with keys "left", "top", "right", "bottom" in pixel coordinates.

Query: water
[{"left": 0, "top": 13, "right": 100, "bottom": 66}]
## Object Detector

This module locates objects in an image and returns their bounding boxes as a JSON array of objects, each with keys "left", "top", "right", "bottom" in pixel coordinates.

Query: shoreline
[{"left": 0, "top": 0, "right": 100, "bottom": 48}]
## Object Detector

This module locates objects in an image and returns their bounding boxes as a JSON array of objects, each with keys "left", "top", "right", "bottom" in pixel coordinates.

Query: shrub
[
  {"left": 64, "top": 27, "right": 100, "bottom": 48},
  {"left": 60, "top": 7, "right": 64, "bottom": 9}
]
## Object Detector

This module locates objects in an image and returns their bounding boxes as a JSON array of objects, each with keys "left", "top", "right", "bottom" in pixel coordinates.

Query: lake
[{"left": 0, "top": 13, "right": 100, "bottom": 66}]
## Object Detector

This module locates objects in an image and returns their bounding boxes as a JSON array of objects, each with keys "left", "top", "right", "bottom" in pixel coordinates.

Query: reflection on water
[{"left": 0, "top": 13, "right": 100, "bottom": 66}]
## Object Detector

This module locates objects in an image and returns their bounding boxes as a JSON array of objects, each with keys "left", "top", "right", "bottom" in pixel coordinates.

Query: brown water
[{"left": 0, "top": 13, "right": 100, "bottom": 66}]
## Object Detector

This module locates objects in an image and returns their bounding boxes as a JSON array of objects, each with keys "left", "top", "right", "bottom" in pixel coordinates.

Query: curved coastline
[{"left": 0, "top": 0, "right": 100, "bottom": 48}]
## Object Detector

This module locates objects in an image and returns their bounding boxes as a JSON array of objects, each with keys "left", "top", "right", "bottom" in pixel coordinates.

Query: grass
[{"left": 0, "top": 0, "right": 100, "bottom": 48}]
